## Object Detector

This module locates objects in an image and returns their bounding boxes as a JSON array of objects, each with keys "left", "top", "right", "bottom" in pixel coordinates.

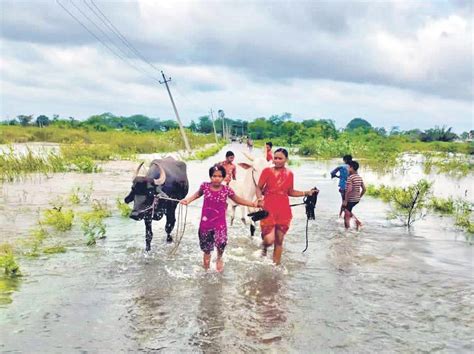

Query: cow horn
[
  {"left": 133, "top": 162, "right": 144, "bottom": 179},
  {"left": 243, "top": 152, "right": 254, "bottom": 162},
  {"left": 154, "top": 164, "right": 166, "bottom": 185}
]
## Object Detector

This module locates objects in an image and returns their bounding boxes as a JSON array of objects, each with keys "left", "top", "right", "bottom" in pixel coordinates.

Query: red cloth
[
  {"left": 258, "top": 167, "right": 293, "bottom": 229},
  {"left": 266, "top": 150, "right": 273, "bottom": 162}
]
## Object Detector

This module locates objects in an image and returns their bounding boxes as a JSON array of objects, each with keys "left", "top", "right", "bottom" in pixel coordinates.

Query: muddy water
[{"left": 1, "top": 144, "right": 473, "bottom": 352}]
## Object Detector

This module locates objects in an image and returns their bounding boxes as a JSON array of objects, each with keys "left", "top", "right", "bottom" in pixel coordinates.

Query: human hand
[
  {"left": 180, "top": 199, "right": 189, "bottom": 205},
  {"left": 342, "top": 200, "right": 347, "bottom": 207}
]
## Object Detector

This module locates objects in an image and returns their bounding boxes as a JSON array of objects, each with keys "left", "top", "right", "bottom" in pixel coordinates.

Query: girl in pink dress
[{"left": 180, "top": 165, "right": 259, "bottom": 272}]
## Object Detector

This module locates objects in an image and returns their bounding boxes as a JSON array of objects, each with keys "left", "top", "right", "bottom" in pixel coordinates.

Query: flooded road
[{"left": 1, "top": 144, "right": 473, "bottom": 352}]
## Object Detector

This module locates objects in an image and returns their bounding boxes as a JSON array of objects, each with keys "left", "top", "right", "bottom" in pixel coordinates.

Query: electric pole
[
  {"left": 218, "top": 109, "right": 225, "bottom": 140},
  {"left": 209, "top": 108, "right": 218, "bottom": 144},
  {"left": 159, "top": 71, "right": 191, "bottom": 152}
]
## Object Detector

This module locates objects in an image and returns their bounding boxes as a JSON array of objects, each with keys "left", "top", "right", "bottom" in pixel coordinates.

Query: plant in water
[
  {"left": 429, "top": 197, "right": 455, "bottom": 215},
  {"left": 71, "top": 156, "right": 102, "bottom": 173},
  {"left": 42, "top": 207, "right": 74, "bottom": 232},
  {"left": 42, "top": 245, "right": 67, "bottom": 254},
  {"left": 388, "top": 180, "right": 432, "bottom": 227},
  {"left": 116, "top": 197, "right": 132, "bottom": 217},
  {"left": 0, "top": 244, "right": 21, "bottom": 276},
  {"left": 68, "top": 184, "right": 93, "bottom": 205},
  {"left": 80, "top": 199, "right": 111, "bottom": 246}
]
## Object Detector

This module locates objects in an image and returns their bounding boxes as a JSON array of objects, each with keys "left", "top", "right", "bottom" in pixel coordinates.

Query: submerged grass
[
  {"left": 41, "top": 207, "right": 74, "bottom": 232},
  {"left": 116, "top": 197, "right": 132, "bottom": 217},
  {"left": 80, "top": 199, "right": 112, "bottom": 246},
  {"left": 0, "top": 244, "right": 21, "bottom": 277}
]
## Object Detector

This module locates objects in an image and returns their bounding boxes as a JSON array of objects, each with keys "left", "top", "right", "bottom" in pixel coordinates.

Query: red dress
[
  {"left": 258, "top": 167, "right": 294, "bottom": 234},
  {"left": 266, "top": 150, "right": 273, "bottom": 162}
]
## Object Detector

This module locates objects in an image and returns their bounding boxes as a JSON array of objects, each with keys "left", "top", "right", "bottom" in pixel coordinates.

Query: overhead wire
[
  {"left": 87, "top": 0, "right": 162, "bottom": 74},
  {"left": 57, "top": 0, "right": 160, "bottom": 84}
]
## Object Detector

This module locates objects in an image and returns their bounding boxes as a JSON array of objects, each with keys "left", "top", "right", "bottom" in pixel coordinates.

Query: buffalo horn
[
  {"left": 133, "top": 162, "right": 145, "bottom": 179},
  {"left": 154, "top": 164, "right": 166, "bottom": 185}
]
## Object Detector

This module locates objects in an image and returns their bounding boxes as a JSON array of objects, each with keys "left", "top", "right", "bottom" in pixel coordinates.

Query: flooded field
[{"left": 1, "top": 143, "right": 473, "bottom": 352}]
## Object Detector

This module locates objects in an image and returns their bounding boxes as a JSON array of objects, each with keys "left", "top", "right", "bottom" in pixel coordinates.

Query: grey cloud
[{"left": 1, "top": 0, "right": 472, "bottom": 101}]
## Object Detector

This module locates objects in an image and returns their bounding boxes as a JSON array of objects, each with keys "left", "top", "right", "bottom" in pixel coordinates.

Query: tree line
[{"left": 2, "top": 112, "right": 472, "bottom": 143}]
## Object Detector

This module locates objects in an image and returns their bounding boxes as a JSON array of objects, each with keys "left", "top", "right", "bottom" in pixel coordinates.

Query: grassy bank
[{"left": 0, "top": 126, "right": 217, "bottom": 181}]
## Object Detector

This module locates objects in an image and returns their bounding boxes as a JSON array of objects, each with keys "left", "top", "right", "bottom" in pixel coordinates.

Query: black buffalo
[{"left": 124, "top": 157, "right": 189, "bottom": 251}]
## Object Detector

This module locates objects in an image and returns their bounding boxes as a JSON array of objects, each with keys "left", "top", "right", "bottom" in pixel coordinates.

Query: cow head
[
  {"left": 124, "top": 162, "right": 166, "bottom": 220},
  {"left": 237, "top": 153, "right": 272, "bottom": 200}
]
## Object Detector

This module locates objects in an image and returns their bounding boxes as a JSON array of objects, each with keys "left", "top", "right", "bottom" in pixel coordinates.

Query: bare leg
[
  {"left": 262, "top": 227, "right": 275, "bottom": 257},
  {"left": 352, "top": 213, "right": 362, "bottom": 229},
  {"left": 203, "top": 252, "right": 211, "bottom": 270},
  {"left": 216, "top": 249, "right": 224, "bottom": 272},
  {"left": 273, "top": 228, "right": 286, "bottom": 265},
  {"left": 344, "top": 209, "right": 352, "bottom": 229}
]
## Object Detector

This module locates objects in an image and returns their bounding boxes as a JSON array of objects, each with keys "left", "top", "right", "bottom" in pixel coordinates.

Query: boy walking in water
[
  {"left": 331, "top": 155, "right": 352, "bottom": 216},
  {"left": 220, "top": 151, "right": 237, "bottom": 185},
  {"left": 343, "top": 160, "right": 366, "bottom": 229}
]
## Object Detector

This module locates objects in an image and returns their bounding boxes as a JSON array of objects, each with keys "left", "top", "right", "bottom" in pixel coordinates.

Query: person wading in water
[{"left": 256, "top": 148, "right": 318, "bottom": 265}]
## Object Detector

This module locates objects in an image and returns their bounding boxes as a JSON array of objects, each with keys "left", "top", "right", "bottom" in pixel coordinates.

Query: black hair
[
  {"left": 209, "top": 164, "right": 226, "bottom": 178},
  {"left": 349, "top": 160, "right": 359, "bottom": 171},
  {"left": 274, "top": 148, "right": 288, "bottom": 158},
  {"left": 266, "top": 142, "right": 273, "bottom": 148},
  {"left": 225, "top": 151, "right": 235, "bottom": 158},
  {"left": 343, "top": 154, "right": 352, "bottom": 163}
]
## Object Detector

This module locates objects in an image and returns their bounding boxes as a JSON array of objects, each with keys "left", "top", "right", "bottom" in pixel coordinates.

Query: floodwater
[{"left": 0, "top": 144, "right": 473, "bottom": 352}]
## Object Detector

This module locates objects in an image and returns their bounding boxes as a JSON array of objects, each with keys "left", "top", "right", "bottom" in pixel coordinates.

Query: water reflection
[
  {"left": 190, "top": 276, "right": 225, "bottom": 352},
  {"left": 241, "top": 267, "right": 287, "bottom": 345}
]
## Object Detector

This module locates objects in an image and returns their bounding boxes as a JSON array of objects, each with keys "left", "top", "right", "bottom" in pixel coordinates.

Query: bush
[{"left": 0, "top": 244, "right": 20, "bottom": 276}]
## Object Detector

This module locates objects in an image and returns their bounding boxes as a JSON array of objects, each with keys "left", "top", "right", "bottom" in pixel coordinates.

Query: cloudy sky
[{"left": 0, "top": 0, "right": 472, "bottom": 132}]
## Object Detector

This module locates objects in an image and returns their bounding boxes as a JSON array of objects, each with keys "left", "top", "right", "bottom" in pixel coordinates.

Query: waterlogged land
[{"left": 0, "top": 143, "right": 473, "bottom": 352}]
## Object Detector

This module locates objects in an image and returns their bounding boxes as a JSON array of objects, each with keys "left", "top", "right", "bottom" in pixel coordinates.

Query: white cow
[{"left": 228, "top": 153, "right": 272, "bottom": 236}]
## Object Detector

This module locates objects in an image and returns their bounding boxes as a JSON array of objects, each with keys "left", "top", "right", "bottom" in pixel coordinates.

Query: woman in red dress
[{"left": 256, "top": 148, "right": 318, "bottom": 264}]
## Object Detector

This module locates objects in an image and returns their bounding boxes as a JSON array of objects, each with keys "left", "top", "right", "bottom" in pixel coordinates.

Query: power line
[
  {"left": 57, "top": 0, "right": 160, "bottom": 84},
  {"left": 87, "top": 0, "right": 162, "bottom": 74},
  {"left": 69, "top": 0, "right": 160, "bottom": 81}
]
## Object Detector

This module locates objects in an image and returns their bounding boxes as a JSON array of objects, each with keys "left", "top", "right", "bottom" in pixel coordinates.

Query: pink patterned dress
[{"left": 198, "top": 182, "right": 235, "bottom": 253}]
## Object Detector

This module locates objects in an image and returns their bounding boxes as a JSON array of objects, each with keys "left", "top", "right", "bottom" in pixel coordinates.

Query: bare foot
[
  {"left": 216, "top": 258, "right": 224, "bottom": 272},
  {"left": 355, "top": 221, "right": 362, "bottom": 230}
]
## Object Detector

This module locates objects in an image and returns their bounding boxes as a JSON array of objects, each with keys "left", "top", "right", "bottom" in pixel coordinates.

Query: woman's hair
[
  {"left": 266, "top": 141, "right": 273, "bottom": 148},
  {"left": 225, "top": 151, "right": 235, "bottom": 158},
  {"left": 209, "top": 164, "right": 227, "bottom": 178},
  {"left": 274, "top": 148, "right": 288, "bottom": 158}
]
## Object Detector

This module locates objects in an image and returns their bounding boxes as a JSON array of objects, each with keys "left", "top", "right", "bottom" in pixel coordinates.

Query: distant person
[
  {"left": 330, "top": 155, "right": 352, "bottom": 216},
  {"left": 247, "top": 137, "right": 254, "bottom": 152},
  {"left": 265, "top": 141, "right": 273, "bottom": 162},
  {"left": 180, "top": 165, "right": 259, "bottom": 272},
  {"left": 343, "top": 160, "right": 366, "bottom": 230},
  {"left": 220, "top": 151, "right": 237, "bottom": 185}
]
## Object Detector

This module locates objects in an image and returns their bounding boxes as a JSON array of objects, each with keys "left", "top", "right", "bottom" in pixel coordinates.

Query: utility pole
[
  {"left": 159, "top": 71, "right": 191, "bottom": 152},
  {"left": 209, "top": 108, "right": 218, "bottom": 144},
  {"left": 218, "top": 109, "right": 226, "bottom": 140}
]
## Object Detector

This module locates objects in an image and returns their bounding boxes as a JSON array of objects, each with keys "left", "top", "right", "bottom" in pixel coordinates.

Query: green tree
[
  {"left": 36, "top": 115, "right": 50, "bottom": 128},
  {"left": 17, "top": 115, "right": 33, "bottom": 126},
  {"left": 346, "top": 118, "right": 372, "bottom": 132}
]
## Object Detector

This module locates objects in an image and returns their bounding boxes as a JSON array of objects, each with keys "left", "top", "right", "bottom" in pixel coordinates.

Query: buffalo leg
[
  {"left": 165, "top": 202, "right": 177, "bottom": 243},
  {"left": 144, "top": 214, "right": 153, "bottom": 251},
  {"left": 250, "top": 223, "right": 256, "bottom": 237}
]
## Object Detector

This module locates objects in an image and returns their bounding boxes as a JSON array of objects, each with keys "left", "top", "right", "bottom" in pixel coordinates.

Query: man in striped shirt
[{"left": 343, "top": 160, "right": 366, "bottom": 229}]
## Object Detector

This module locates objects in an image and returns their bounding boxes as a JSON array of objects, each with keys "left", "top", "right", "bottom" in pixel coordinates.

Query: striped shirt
[{"left": 346, "top": 173, "right": 364, "bottom": 202}]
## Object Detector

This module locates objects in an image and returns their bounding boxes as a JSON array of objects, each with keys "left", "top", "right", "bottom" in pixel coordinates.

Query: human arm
[
  {"left": 229, "top": 194, "right": 259, "bottom": 208},
  {"left": 180, "top": 189, "right": 202, "bottom": 205},
  {"left": 232, "top": 166, "right": 236, "bottom": 181},
  {"left": 287, "top": 171, "right": 319, "bottom": 197},
  {"left": 360, "top": 180, "right": 366, "bottom": 199},
  {"left": 330, "top": 166, "right": 341, "bottom": 179}
]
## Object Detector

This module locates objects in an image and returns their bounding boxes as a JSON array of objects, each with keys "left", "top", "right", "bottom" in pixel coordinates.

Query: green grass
[
  {"left": 80, "top": 200, "right": 112, "bottom": 246},
  {"left": 41, "top": 207, "right": 74, "bottom": 232},
  {"left": 0, "top": 244, "right": 21, "bottom": 277},
  {"left": 186, "top": 142, "right": 226, "bottom": 161},
  {"left": 116, "top": 197, "right": 132, "bottom": 217}
]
